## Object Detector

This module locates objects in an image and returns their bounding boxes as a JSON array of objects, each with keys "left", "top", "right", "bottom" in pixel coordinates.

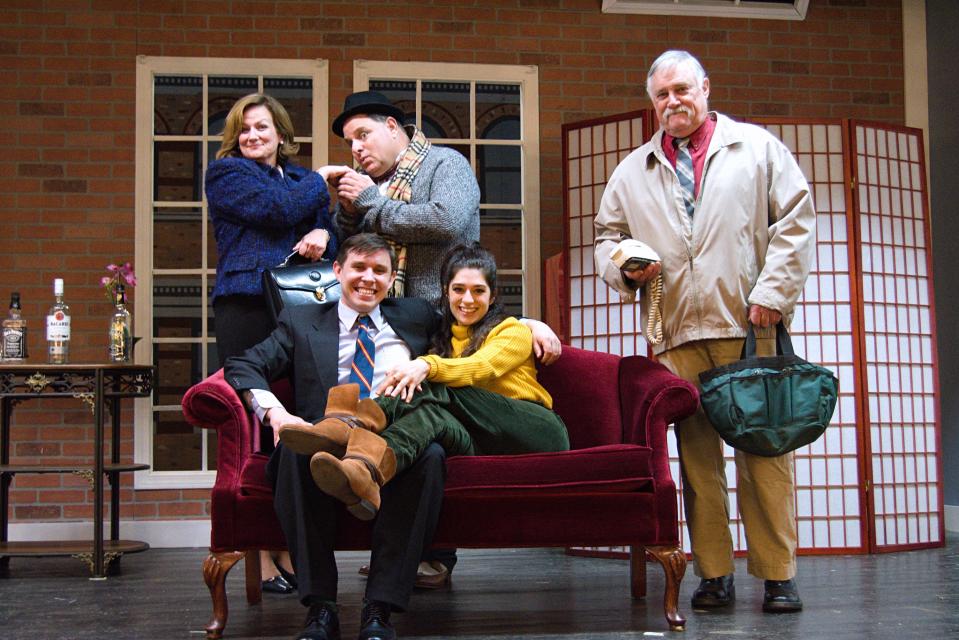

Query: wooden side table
[{"left": 0, "top": 363, "right": 154, "bottom": 578}]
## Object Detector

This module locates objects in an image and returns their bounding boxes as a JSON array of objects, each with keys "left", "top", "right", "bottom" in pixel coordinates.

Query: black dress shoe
[
  {"left": 275, "top": 560, "right": 299, "bottom": 590},
  {"left": 262, "top": 574, "right": 295, "bottom": 594},
  {"left": 763, "top": 579, "right": 803, "bottom": 613},
  {"left": 691, "top": 574, "right": 735, "bottom": 608},
  {"left": 297, "top": 603, "right": 340, "bottom": 640},
  {"left": 358, "top": 599, "right": 395, "bottom": 640}
]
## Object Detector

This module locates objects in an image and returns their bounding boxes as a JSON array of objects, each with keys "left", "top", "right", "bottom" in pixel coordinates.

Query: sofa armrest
[
  {"left": 618, "top": 355, "right": 698, "bottom": 448},
  {"left": 181, "top": 368, "right": 257, "bottom": 482}
]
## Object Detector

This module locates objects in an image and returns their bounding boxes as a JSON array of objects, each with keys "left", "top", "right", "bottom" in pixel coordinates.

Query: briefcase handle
[
  {"left": 742, "top": 321, "right": 795, "bottom": 359},
  {"left": 277, "top": 250, "right": 306, "bottom": 268}
]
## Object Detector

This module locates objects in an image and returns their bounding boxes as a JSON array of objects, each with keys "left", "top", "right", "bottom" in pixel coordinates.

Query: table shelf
[
  {"left": 1, "top": 363, "right": 155, "bottom": 578},
  {"left": 0, "top": 463, "right": 151, "bottom": 474}
]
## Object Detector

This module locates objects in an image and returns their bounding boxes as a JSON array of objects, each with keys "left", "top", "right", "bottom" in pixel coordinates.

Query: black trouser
[
  {"left": 267, "top": 441, "right": 447, "bottom": 611},
  {"left": 213, "top": 294, "right": 275, "bottom": 365},
  {"left": 214, "top": 294, "right": 278, "bottom": 452}
]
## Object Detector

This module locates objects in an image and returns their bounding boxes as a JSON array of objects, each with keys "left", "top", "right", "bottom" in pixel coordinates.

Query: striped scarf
[{"left": 383, "top": 127, "right": 431, "bottom": 298}]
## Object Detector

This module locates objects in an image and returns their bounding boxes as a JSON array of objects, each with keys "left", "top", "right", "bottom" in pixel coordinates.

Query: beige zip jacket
[{"left": 594, "top": 113, "right": 816, "bottom": 355}]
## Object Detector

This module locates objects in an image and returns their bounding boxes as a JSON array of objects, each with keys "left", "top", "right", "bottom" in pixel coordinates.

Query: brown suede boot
[
  {"left": 356, "top": 398, "right": 387, "bottom": 434},
  {"left": 310, "top": 428, "right": 397, "bottom": 521},
  {"left": 279, "top": 383, "right": 360, "bottom": 456}
]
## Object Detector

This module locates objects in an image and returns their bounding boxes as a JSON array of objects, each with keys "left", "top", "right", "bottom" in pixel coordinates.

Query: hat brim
[{"left": 332, "top": 103, "right": 407, "bottom": 137}]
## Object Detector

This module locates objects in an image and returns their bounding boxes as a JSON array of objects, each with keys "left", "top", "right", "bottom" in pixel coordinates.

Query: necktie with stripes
[
  {"left": 349, "top": 315, "right": 376, "bottom": 398},
  {"left": 675, "top": 137, "right": 696, "bottom": 218}
]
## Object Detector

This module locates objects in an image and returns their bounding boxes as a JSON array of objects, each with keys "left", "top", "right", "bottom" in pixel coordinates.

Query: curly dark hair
[{"left": 430, "top": 243, "right": 508, "bottom": 358}]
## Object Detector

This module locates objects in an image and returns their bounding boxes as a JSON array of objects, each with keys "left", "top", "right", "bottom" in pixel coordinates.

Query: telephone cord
[{"left": 645, "top": 274, "right": 664, "bottom": 346}]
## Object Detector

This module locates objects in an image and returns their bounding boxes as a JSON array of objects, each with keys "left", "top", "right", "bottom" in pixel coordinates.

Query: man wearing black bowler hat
[{"left": 329, "top": 90, "right": 481, "bottom": 306}]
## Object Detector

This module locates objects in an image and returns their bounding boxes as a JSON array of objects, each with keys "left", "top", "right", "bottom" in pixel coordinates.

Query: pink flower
[{"left": 103, "top": 261, "right": 137, "bottom": 302}]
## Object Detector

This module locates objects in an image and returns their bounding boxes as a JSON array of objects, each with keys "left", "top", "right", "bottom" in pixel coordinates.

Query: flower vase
[{"left": 108, "top": 283, "right": 132, "bottom": 362}]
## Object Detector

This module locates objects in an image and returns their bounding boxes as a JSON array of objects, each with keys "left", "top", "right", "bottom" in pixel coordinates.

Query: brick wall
[{"left": 0, "top": 0, "right": 905, "bottom": 524}]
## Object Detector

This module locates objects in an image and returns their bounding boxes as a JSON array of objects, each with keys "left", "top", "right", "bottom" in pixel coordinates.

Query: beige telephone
[{"left": 610, "top": 239, "right": 664, "bottom": 346}]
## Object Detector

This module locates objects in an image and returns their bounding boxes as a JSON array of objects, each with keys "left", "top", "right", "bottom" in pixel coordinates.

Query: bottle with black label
[
  {"left": 108, "top": 283, "right": 132, "bottom": 362},
  {"left": 1, "top": 292, "right": 27, "bottom": 362},
  {"left": 46, "top": 278, "right": 70, "bottom": 364}
]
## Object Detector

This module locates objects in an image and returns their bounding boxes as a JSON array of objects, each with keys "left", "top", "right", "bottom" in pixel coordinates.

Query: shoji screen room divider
[{"left": 562, "top": 113, "right": 942, "bottom": 554}]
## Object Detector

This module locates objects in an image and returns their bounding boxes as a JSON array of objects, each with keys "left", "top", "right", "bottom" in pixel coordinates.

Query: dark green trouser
[{"left": 375, "top": 381, "right": 570, "bottom": 473}]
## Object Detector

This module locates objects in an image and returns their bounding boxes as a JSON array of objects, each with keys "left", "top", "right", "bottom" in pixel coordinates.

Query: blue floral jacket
[{"left": 205, "top": 157, "right": 336, "bottom": 302}]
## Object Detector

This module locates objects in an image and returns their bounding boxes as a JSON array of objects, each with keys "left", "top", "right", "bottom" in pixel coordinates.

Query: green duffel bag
[{"left": 698, "top": 323, "right": 838, "bottom": 457}]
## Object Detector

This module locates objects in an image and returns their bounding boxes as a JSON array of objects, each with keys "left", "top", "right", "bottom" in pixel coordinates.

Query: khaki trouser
[{"left": 657, "top": 338, "right": 797, "bottom": 581}]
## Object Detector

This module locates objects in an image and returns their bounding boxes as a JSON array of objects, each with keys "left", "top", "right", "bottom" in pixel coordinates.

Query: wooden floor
[{"left": 1, "top": 540, "right": 957, "bottom": 640}]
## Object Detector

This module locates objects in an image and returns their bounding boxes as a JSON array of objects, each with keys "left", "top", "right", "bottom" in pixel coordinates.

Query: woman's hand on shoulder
[
  {"left": 293, "top": 228, "right": 330, "bottom": 261},
  {"left": 377, "top": 359, "right": 431, "bottom": 403}
]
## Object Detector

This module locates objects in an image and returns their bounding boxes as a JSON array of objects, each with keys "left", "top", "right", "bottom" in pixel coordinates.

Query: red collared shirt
[{"left": 662, "top": 114, "right": 717, "bottom": 198}]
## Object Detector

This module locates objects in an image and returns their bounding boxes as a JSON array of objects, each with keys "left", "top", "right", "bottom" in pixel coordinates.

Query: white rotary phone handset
[{"left": 610, "top": 239, "right": 664, "bottom": 345}]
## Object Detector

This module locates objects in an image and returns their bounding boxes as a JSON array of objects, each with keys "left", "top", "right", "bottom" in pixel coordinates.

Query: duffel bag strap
[{"left": 742, "top": 320, "right": 795, "bottom": 359}]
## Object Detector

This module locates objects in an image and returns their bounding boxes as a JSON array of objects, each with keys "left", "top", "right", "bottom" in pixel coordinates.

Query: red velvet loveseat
[{"left": 181, "top": 345, "right": 698, "bottom": 638}]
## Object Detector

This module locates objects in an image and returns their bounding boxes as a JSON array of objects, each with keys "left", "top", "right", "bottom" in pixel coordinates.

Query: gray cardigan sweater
[{"left": 334, "top": 144, "right": 481, "bottom": 304}]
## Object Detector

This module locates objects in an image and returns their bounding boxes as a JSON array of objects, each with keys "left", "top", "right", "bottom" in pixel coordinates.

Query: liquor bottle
[
  {"left": 108, "top": 283, "right": 132, "bottom": 362},
  {"left": 1, "top": 292, "right": 28, "bottom": 361},
  {"left": 46, "top": 278, "right": 71, "bottom": 364}
]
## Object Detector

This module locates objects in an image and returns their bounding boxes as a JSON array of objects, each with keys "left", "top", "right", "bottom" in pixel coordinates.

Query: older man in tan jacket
[{"left": 594, "top": 50, "right": 816, "bottom": 613}]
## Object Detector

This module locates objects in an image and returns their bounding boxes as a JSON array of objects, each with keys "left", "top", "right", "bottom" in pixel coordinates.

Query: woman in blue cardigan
[
  {"left": 205, "top": 92, "right": 346, "bottom": 596},
  {"left": 206, "top": 92, "right": 346, "bottom": 363}
]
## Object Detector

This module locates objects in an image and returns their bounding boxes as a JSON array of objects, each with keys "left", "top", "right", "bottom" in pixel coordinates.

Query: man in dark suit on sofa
[{"left": 225, "top": 233, "right": 444, "bottom": 640}]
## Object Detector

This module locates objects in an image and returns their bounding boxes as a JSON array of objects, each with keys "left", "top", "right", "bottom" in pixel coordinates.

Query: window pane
[
  {"left": 436, "top": 143, "right": 471, "bottom": 164},
  {"left": 369, "top": 79, "right": 416, "bottom": 125},
  {"left": 422, "top": 81, "right": 470, "bottom": 139},
  {"left": 154, "top": 75, "right": 202, "bottom": 136},
  {"left": 154, "top": 207, "right": 202, "bottom": 269},
  {"left": 153, "top": 411, "right": 202, "bottom": 471},
  {"left": 498, "top": 273, "right": 524, "bottom": 317},
  {"left": 207, "top": 286, "right": 216, "bottom": 338},
  {"left": 265, "top": 77, "right": 313, "bottom": 138},
  {"left": 208, "top": 76, "right": 258, "bottom": 136},
  {"left": 207, "top": 140, "right": 222, "bottom": 167},
  {"left": 206, "top": 219, "right": 218, "bottom": 270},
  {"left": 153, "top": 274, "right": 204, "bottom": 338},
  {"left": 155, "top": 141, "right": 202, "bottom": 202},
  {"left": 153, "top": 342, "right": 202, "bottom": 405},
  {"left": 289, "top": 142, "right": 313, "bottom": 170},
  {"left": 207, "top": 341, "right": 222, "bottom": 375},
  {"left": 480, "top": 209, "right": 522, "bottom": 270},
  {"left": 478, "top": 144, "right": 521, "bottom": 204},
  {"left": 477, "top": 83, "right": 520, "bottom": 140}
]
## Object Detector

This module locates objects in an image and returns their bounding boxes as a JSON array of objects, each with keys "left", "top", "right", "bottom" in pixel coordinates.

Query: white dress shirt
[{"left": 250, "top": 300, "right": 413, "bottom": 424}]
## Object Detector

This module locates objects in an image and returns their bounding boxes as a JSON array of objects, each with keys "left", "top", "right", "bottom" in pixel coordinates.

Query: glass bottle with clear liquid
[
  {"left": 108, "top": 283, "right": 132, "bottom": 363},
  {"left": 1, "top": 292, "right": 28, "bottom": 361},
  {"left": 46, "top": 278, "right": 71, "bottom": 364}
]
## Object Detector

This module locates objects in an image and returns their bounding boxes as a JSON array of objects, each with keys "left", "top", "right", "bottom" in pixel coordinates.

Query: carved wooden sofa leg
[
  {"left": 645, "top": 544, "right": 687, "bottom": 630},
  {"left": 202, "top": 550, "right": 245, "bottom": 640}
]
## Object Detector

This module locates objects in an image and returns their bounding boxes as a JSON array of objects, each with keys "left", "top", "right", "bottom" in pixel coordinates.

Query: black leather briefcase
[{"left": 261, "top": 251, "right": 340, "bottom": 325}]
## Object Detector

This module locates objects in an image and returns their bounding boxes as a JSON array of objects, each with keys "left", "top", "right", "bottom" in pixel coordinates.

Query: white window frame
[
  {"left": 602, "top": 0, "right": 809, "bottom": 20},
  {"left": 352, "top": 60, "right": 542, "bottom": 318},
  {"left": 133, "top": 56, "right": 328, "bottom": 489}
]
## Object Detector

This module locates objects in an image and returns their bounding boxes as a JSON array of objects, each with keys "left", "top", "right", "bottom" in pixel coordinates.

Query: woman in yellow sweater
[{"left": 310, "top": 243, "right": 570, "bottom": 520}]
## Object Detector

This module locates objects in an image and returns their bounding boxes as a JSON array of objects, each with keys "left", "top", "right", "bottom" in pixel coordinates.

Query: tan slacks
[{"left": 657, "top": 338, "right": 797, "bottom": 581}]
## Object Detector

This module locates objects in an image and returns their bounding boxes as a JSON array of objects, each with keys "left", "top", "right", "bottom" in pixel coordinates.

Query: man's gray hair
[{"left": 646, "top": 50, "right": 708, "bottom": 98}]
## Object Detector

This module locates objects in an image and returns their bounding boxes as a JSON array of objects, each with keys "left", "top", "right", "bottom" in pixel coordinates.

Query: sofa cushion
[
  {"left": 445, "top": 444, "right": 653, "bottom": 495},
  {"left": 238, "top": 444, "right": 654, "bottom": 498}
]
